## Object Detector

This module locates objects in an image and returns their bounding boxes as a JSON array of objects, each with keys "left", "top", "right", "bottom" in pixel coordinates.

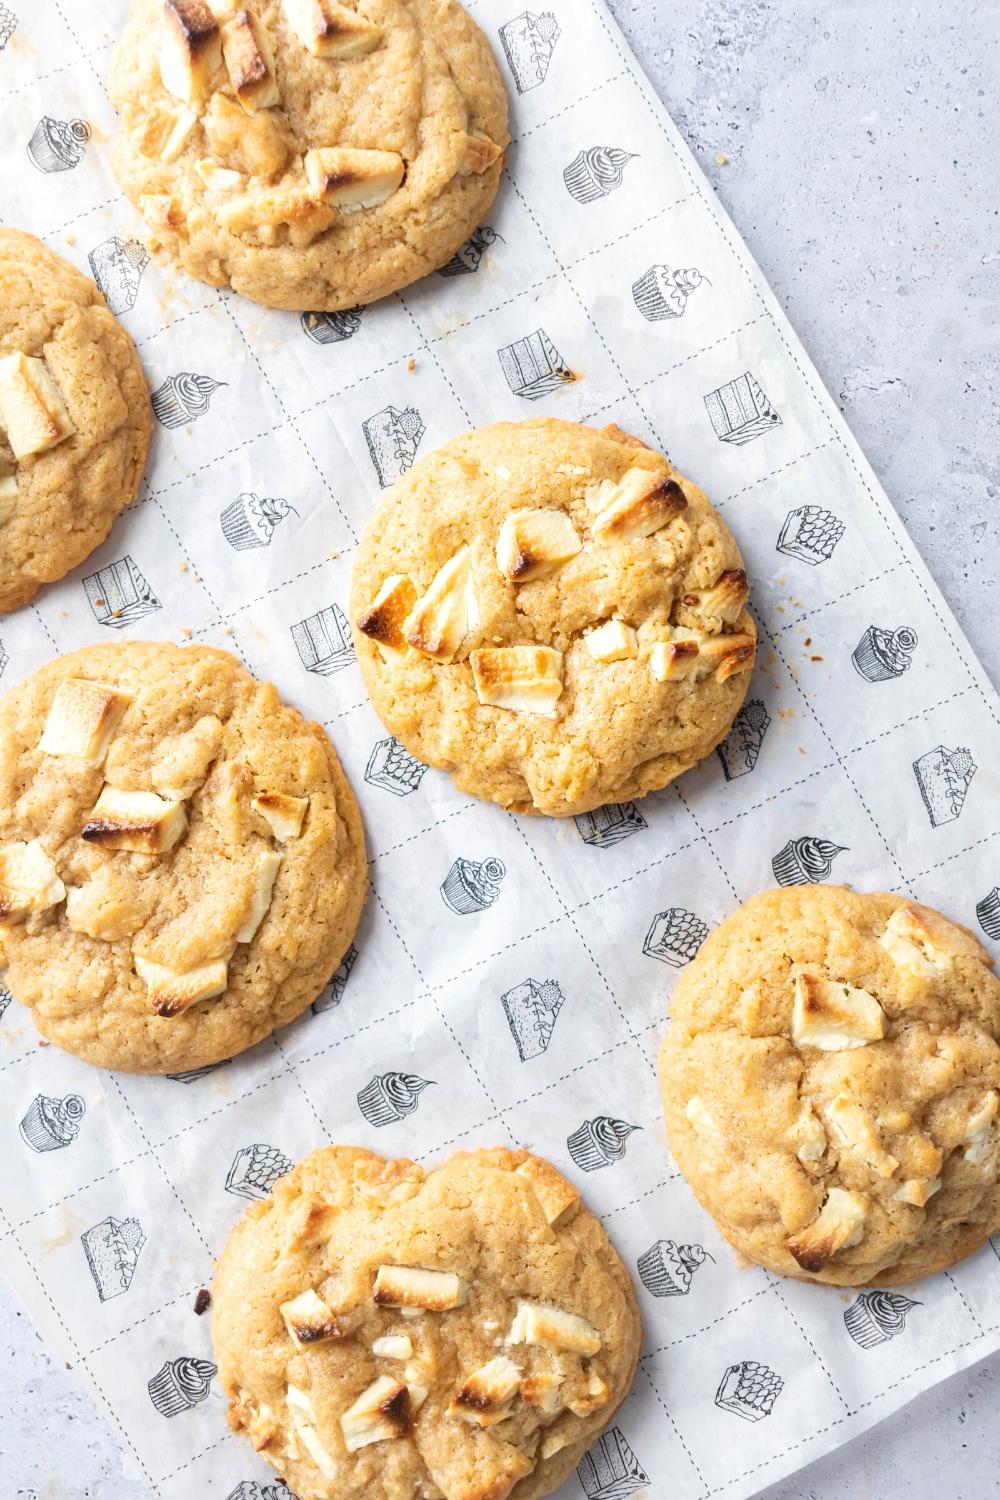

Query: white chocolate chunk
[
  {"left": 137, "top": 102, "right": 199, "bottom": 162},
  {"left": 218, "top": 186, "right": 333, "bottom": 237},
  {"left": 286, "top": 1384, "right": 336, "bottom": 1476},
  {"left": 304, "top": 146, "right": 405, "bottom": 210},
  {"left": 405, "top": 546, "right": 478, "bottom": 664},
  {"left": 449, "top": 1356, "right": 521, "bottom": 1427},
  {"left": 235, "top": 849, "right": 282, "bottom": 943},
  {"left": 793, "top": 1104, "right": 827, "bottom": 1163},
  {"left": 281, "top": 0, "right": 383, "bottom": 57},
  {"left": 786, "top": 1187, "right": 867, "bottom": 1273},
  {"left": 827, "top": 1096, "right": 899, "bottom": 1178},
  {"left": 134, "top": 953, "right": 228, "bottom": 1016},
  {"left": 691, "top": 630, "right": 757, "bottom": 683},
  {"left": 251, "top": 792, "right": 309, "bottom": 841},
  {"left": 681, "top": 568, "right": 749, "bottom": 627},
  {"left": 515, "top": 1156, "right": 580, "bottom": 1228},
  {"left": 82, "top": 787, "right": 187, "bottom": 854},
  {"left": 648, "top": 627, "right": 755, "bottom": 685},
  {"left": 356, "top": 574, "right": 419, "bottom": 653},
  {"left": 568, "top": 1369, "right": 612, "bottom": 1417},
  {"left": 648, "top": 632, "right": 700, "bottom": 684},
  {"left": 963, "top": 1090, "right": 999, "bottom": 1167},
  {"left": 685, "top": 1095, "right": 721, "bottom": 1139},
  {"left": 372, "top": 1265, "right": 468, "bottom": 1313},
  {"left": 495, "top": 508, "right": 582, "bottom": 582},
  {"left": 279, "top": 1288, "right": 341, "bottom": 1350},
  {"left": 894, "top": 1176, "right": 942, "bottom": 1207},
  {"left": 791, "top": 974, "right": 888, "bottom": 1051},
  {"left": 340, "top": 1374, "right": 410, "bottom": 1452},
  {"left": 470, "top": 645, "right": 564, "bottom": 717},
  {"left": 880, "top": 901, "right": 993, "bottom": 975},
  {"left": 0, "top": 840, "right": 65, "bottom": 925},
  {"left": 584, "top": 619, "right": 638, "bottom": 664},
  {"left": 194, "top": 157, "right": 244, "bottom": 190},
  {"left": 590, "top": 467, "right": 687, "bottom": 543},
  {"left": 139, "top": 192, "right": 185, "bottom": 235},
  {"left": 0, "top": 352, "right": 75, "bottom": 460},
  {"left": 541, "top": 1428, "right": 575, "bottom": 1460},
  {"left": 222, "top": 7, "right": 280, "bottom": 111},
  {"left": 460, "top": 130, "right": 503, "bottom": 175},
  {"left": 520, "top": 1371, "right": 562, "bottom": 1415},
  {"left": 38, "top": 679, "right": 133, "bottom": 766},
  {"left": 160, "top": 0, "right": 223, "bottom": 106},
  {"left": 371, "top": 1335, "right": 412, "bottom": 1360},
  {"left": 506, "top": 1300, "right": 601, "bottom": 1356},
  {"left": 0, "top": 472, "right": 17, "bottom": 525}
]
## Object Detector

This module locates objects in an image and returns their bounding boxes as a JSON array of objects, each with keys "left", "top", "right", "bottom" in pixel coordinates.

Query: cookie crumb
[
  {"left": 178, "top": 561, "right": 188, "bottom": 573},
  {"left": 715, "top": 152, "right": 729, "bottom": 166},
  {"left": 194, "top": 1288, "right": 212, "bottom": 1316},
  {"left": 64, "top": 234, "right": 77, "bottom": 247},
  {"left": 407, "top": 358, "right": 417, "bottom": 373},
  {"left": 222, "top": 624, "right": 233, "bottom": 636},
  {"left": 804, "top": 637, "right": 812, "bottom": 647},
  {"left": 810, "top": 654, "right": 823, "bottom": 661},
  {"left": 328, "top": 549, "right": 340, "bottom": 560},
  {"left": 180, "top": 627, "right": 192, "bottom": 640}
]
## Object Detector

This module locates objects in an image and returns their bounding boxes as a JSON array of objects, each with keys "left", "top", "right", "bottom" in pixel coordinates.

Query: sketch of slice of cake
[
  {"left": 976, "top": 888, "right": 1000, "bottom": 942},
  {"left": 0, "top": 5, "right": 17, "bottom": 49},
  {"left": 499, "top": 10, "right": 560, "bottom": 93},
  {"left": 637, "top": 1238, "right": 711, "bottom": 1297},
  {"left": 165, "top": 1060, "right": 231, "bottom": 1083},
  {"left": 501, "top": 977, "right": 565, "bottom": 1060},
  {"left": 225, "top": 1144, "right": 293, "bottom": 1201},
  {"left": 291, "top": 603, "right": 355, "bottom": 675},
  {"left": 715, "top": 1360, "right": 783, "bottom": 1420},
  {"left": 776, "top": 504, "right": 845, "bottom": 565},
  {"left": 27, "top": 116, "right": 90, "bottom": 173},
  {"left": 438, "top": 226, "right": 498, "bottom": 277},
  {"left": 301, "top": 308, "right": 363, "bottom": 343},
  {"left": 312, "top": 942, "right": 359, "bottom": 1014},
  {"left": 716, "top": 698, "right": 770, "bottom": 779},
  {"left": 633, "top": 264, "right": 707, "bottom": 321},
  {"left": 643, "top": 907, "right": 709, "bottom": 966},
  {"left": 151, "top": 372, "right": 225, "bottom": 428},
  {"left": 704, "top": 372, "right": 781, "bottom": 445},
  {"left": 81, "top": 1214, "right": 145, "bottom": 1301},
  {"left": 577, "top": 1426, "right": 649, "bottom": 1499},
  {"left": 913, "top": 745, "right": 976, "bottom": 827},
  {"left": 364, "top": 405, "right": 426, "bottom": 488},
  {"left": 574, "top": 802, "right": 648, "bottom": 848},
  {"left": 88, "top": 236, "right": 149, "bottom": 315},
  {"left": 498, "top": 329, "right": 575, "bottom": 401},
  {"left": 221, "top": 493, "right": 295, "bottom": 550},
  {"left": 83, "top": 556, "right": 161, "bottom": 628},
  {"left": 365, "top": 736, "right": 428, "bottom": 796}
]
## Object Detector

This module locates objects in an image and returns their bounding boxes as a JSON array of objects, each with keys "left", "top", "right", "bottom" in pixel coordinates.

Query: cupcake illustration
[
  {"left": 225, "top": 1144, "right": 293, "bottom": 1201},
  {"left": 440, "top": 856, "right": 507, "bottom": 914},
  {"left": 913, "top": 745, "right": 977, "bottom": 827},
  {"left": 19, "top": 1092, "right": 85, "bottom": 1152},
  {"left": 574, "top": 802, "right": 647, "bottom": 848},
  {"left": 632, "top": 265, "right": 707, "bottom": 321},
  {"left": 27, "top": 116, "right": 90, "bottom": 173},
  {"left": 358, "top": 1071, "right": 434, "bottom": 1128},
  {"left": 715, "top": 1360, "right": 783, "bottom": 1421},
  {"left": 852, "top": 625, "right": 918, "bottom": 682},
  {"left": 716, "top": 698, "right": 771, "bottom": 780},
  {"left": 81, "top": 1214, "right": 145, "bottom": 1301},
  {"left": 976, "top": 888, "right": 1000, "bottom": 942},
  {"left": 220, "top": 493, "right": 296, "bottom": 550},
  {"left": 0, "top": 984, "right": 11, "bottom": 1021},
  {"left": 227, "top": 1484, "right": 297, "bottom": 1500},
  {"left": 772, "top": 836, "right": 846, "bottom": 887},
  {"left": 844, "top": 1289, "right": 920, "bottom": 1349},
  {"left": 365, "top": 736, "right": 428, "bottom": 796},
  {"left": 88, "top": 236, "right": 149, "bottom": 315},
  {"left": 147, "top": 1355, "right": 217, "bottom": 1417},
  {"left": 301, "top": 308, "right": 363, "bottom": 343},
  {"left": 576, "top": 1427, "right": 650, "bottom": 1500},
  {"left": 637, "top": 1238, "right": 712, "bottom": 1297},
  {"left": 643, "top": 908, "right": 709, "bottom": 967},
  {"left": 439, "top": 226, "right": 498, "bottom": 277},
  {"left": 0, "top": 5, "right": 16, "bottom": 49},
  {"left": 151, "top": 372, "right": 225, "bottom": 429},
  {"left": 501, "top": 977, "right": 565, "bottom": 1061},
  {"left": 563, "top": 146, "right": 637, "bottom": 204},
  {"left": 777, "top": 504, "right": 846, "bottom": 565},
  {"left": 499, "top": 10, "right": 560, "bottom": 94},
  {"left": 567, "top": 1116, "right": 640, "bottom": 1172}
]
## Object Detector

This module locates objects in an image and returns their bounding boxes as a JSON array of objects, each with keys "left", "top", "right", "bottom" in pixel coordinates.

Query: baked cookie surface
[
  {"left": 0, "top": 641, "right": 366, "bottom": 1073},
  {"left": 0, "top": 229, "right": 151, "bottom": 614},
  {"left": 350, "top": 419, "right": 756, "bottom": 817},
  {"left": 213, "top": 1145, "right": 641, "bottom": 1500},
  {"left": 658, "top": 885, "right": 1000, "bottom": 1286},
  {"left": 109, "top": 0, "right": 509, "bottom": 310}
]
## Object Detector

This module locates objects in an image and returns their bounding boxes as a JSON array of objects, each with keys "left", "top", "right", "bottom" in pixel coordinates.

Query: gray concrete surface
[{"left": 3, "top": 0, "right": 999, "bottom": 1495}]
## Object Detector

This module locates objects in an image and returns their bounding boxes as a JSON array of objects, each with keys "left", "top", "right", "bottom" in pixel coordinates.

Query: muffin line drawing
[
  {"left": 364, "top": 404, "right": 425, "bottom": 488},
  {"left": 498, "top": 329, "right": 575, "bottom": 401},
  {"left": 27, "top": 116, "right": 90, "bottom": 173},
  {"left": 576, "top": 1426, "right": 650, "bottom": 1500},
  {"left": 312, "top": 942, "right": 359, "bottom": 1014},
  {"left": 976, "top": 888, "right": 1000, "bottom": 943},
  {"left": 643, "top": 908, "right": 709, "bottom": 967},
  {"left": 0, "top": 984, "right": 11, "bottom": 1021},
  {"left": 19, "top": 1093, "right": 86, "bottom": 1152},
  {"left": 567, "top": 1116, "right": 640, "bottom": 1172},
  {"left": 88, "top": 236, "right": 149, "bottom": 315},
  {"left": 151, "top": 372, "right": 225, "bottom": 428},
  {"left": 438, "top": 226, "right": 499, "bottom": 277},
  {"left": 147, "top": 1355, "right": 217, "bottom": 1417},
  {"left": 225, "top": 1144, "right": 293, "bottom": 1201},
  {"left": 777, "top": 503, "right": 846, "bottom": 565},
  {"left": 358, "top": 1071, "right": 434, "bottom": 1127},
  {"left": 291, "top": 603, "right": 355, "bottom": 676},
  {"left": 365, "top": 736, "right": 428, "bottom": 796},
  {"left": 772, "top": 836, "right": 847, "bottom": 886},
  {"left": 574, "top": 802, "right": 648, "bottom": 848},
  {"left": 81, "top": 1214, "right": 145, "bottom": 1301},
  {"left": 633, "top": 264, "right": 708, "bottom": 321},
  {"left": 501, "top": 977, "right": 565, "bottom": 1060},
  {"left": 499, "top": 10, "right": 560, "bottom": 93},
  {"left": 83, "top": 556, "right": 161, "bottom": 628},
  {"left": 844, "top": 1290, "right": 920, "bottom": 1349},
  {"left": 301, "top": 308, "right": 363, "bottom": 343},
  {"left": 852, "top": 625, "right": 918, "bottom": 682},
  {"left": 715, "top": 1359, "right": 783, "bottom": 1420},
  {"left": 913, "top": 744, "right": 976, "bottom": 827},
  {"left": 717, "top": 698, "right": 771, "bottom": 779},
  {"left": 563, "top": 146, "right": 638, "bottom": 203},
  {"left": 165, "top": 1061, "right": 231, "bottom": 1083},
  {"left": 441, "top": 856, "right": 507, "bottom": 914},
  {"left": 637, "top": 1238, "right": 712, "bottom": 1297},
  {"left": 221, "top": 493, "right": 296, "bottom": 551}
]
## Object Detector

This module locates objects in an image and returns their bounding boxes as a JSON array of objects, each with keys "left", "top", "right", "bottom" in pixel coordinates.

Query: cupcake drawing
[
  {"left": 576, "top": 1427, "right": 650, "bottom": 1500},
  {"left": 498, "top": 329, "right": 575, "bottom": 401},
  {"left": 148, "top": 1355, "right": 217, "bottom": 1417},
  {"left": 0, "top": 984, "right": 11, "bottom": 1021},
  {"left": 151, "top": 372, "right": 225, "bottom": 428},
  {"left": 563, "top": 147, "right": 637, "bottom": 204},
  {"left": 312, "top": 942, "right": 359, "bottom": 1014},
  {"left": 301, "top": 308, "right": 363, "bottom": 343},
  {"left": 88, "top": 236, "right": 149, "bottom": 315},
  {"left": 166, "top": 1060, "right": 230, "bottom": 1083},
  {"left": 19, "top": 1093, "right": 85, "bottom": 1152},
  {"left": 976, "top": 888, "right": 1000, "bottom": 942},
  {"left": 81, "top": 1214, "right": 145, "bottom": 1301},
  {"left": 715, "top": 1360, "right": 783, "bottom": 1421},
  {"left": 365, "top": 736, "right": 428, "bottom": 796},
  {"left": 772, "top": 836, "right": 846, "bottom": 887},
  {"left": 27, "top": 116, "right": 90, "bottom": 173},
  {"left": 0, "top": 5, "right": 16, "bottom": 49},
  {"left": 291, "top": 603, "right": 354, "bottom": 676},
  {"left": 438, "top": 226, "right": 498, "bottom": 277},
  {"left": 83, "top": 555, "right": 161, "bottom": 628},
  {"left": 637, "top": 1239, "right": 712, "bottom": 1297},
  {"left": 567, "top": 1116, "right": 640, "bottom": 1172},
  {"left": 358, "top": 1071, "right": 434, "bottom": 1127},
  {"left": 852, "top": 625, "right": 918, "bottom": 682},
  {"left": 226, "top": 1484, "right": 296, "bottom": 1500},
  {"left": 440, "top": 856, "right": 507, "bottom": 914},
  {"left": 632, "top": 265, "right": 707, "bottom": 321},
  {"left": 225, "top": 1144, "right": 293, "bottom": 1201},
  {"left": 220, "top": 493, "right": 296, "bottom": 550},
  {"left": 777, "top": 504, "right": 846, "bottom": 565},
  {"left": 844, "top": 1289, "right": 920, "bottom": 1349},
  {"left": 364, "top": 405, "right": 426, "bottom": 488},
  {"left": 499, "top": 10, "right": 560, "bottom": 93},
  {"left": 501, "top": 977, "right": 565, "bottom": 1061},
  {"left": 705, "top": 372, "right": 781, "bottom": 445},
  {"left": 716, "top": 699, "right": 771, "bottom": 780},
  {"left": 0, "top": 640, "right": 7, "bottom": 679},
  {"left": 574, "top": 802, "right": 648, "bottom": 848},
  {"left": 643, "top": 908, "right": 709, "bottom": 967},
  {"left": 913, "top": 745, "right": 977, "bottom": 827}
]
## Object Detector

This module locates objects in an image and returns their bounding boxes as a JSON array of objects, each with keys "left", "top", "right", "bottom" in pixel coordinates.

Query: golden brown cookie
[
  {"left": 213, "top": 1145, "right": 641, "bottom": 1500},
  {"left": 350, "top": 418, "right": 757, "bottom": 817},
  {"left": 0, "top": 641, "right": 367, "bottom": 1073},
  {"left": 108, "top": 0, "right": 509, "bottom": 310},
  {"left": 0, "top": 229, "right": 151, "bottom": 614},
  {"left": 658, "top": 885, "right": 1000, "bottom": 1286}
]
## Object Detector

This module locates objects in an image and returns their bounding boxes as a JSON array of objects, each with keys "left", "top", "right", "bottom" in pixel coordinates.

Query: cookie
[
  {"left": 0, "top": 641, "right": 366, "bottom": 1073},
  {"left": 213, "top": 1145, "right": 641, "bottom": 1500},
  {"left": 108, "top": 0, "right": 509, "bottom": 310},
  {"left": 0, "top": 229, "right": 151, "bottom": 614},
  {"left": 658, "top": 885, "right": 1000, "bottom": 1286},
  {"left": 350, "top": 419, "right": 757, "bottom": 817}
]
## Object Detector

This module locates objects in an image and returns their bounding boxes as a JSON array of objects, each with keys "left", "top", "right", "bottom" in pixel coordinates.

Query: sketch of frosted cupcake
[
  {"left": 632, "top": 265, "right": 707, "bottom": 321},
  {"left": 88, "top": 236, "right": 149, "bottom": 315},
  {"left": 499, "top": 10, "right": 560, "bottom": 93},
  {"left": 567, "top": 1116, "right": 640, "bottom": 1172},
  {"left": 148, "top": 1355, "right": 217, "bottom": 1417},
  {"left": 643, "top": 908, "right": 709, "bottom": 967},
  {"left": 440, "top": 856, "right": 506, "bottom": 914},
  {"left": 976, "top": 888, "right": 1000, "bottom": 942},
  {"left": 225, "top": 1144, "right": 292, "bottom": 1200},
  {"left": 19, "top": 1092, "right": 85, "bottom": 1152},
  {"left": 574, "top": 802, "right": 647, "bottom": 848},
  {"left": 844, "top": 1289, "right": 920, "bottom": 1349},
  {"left": 151, "top": 372, "right": 225, "bottom": 428},
  {"left": 81, "top": 1214, "right": 145, "bottom": 1301},
  {"left": 776, "top": 504, "right": 845, "bottom": 565},
  {"left": 301, "top": 308, "right": 363, "bottom": 343},
  {"left": 637, "top": 1238, "right": 711, "bottom": 1297},
  {"left": 439, "top": 226, "right": 498, "bottom": 277},
  {"left": 913, "top": 745, "right": 976, "bottom": 827},
  {"left": 715, "top": 1360, "right": 783, "bottom": 1421},
  {"left": 716, "top": 698, "right": 770, "bottom": 780},
  {"left": 772, "top": 836, "right": 846, "bottom": 887},
  {"left": 358, "top": 1071, "right": 434, "bottom": 1127},
  {"left": 563, "top": 147, "right": 637, "bottom": 203},
  {"left": 27, "top": 116, "right": 90, "bottom": 173},
  {"left": 0, "top": 5, "right": 16, "bottom": 49},
  {"left": 577, "top": 1427, "right": 649, "bottom": 1500},
  {"left": 502, "top": 977, "right": 565, "bottom": 1061},
  {"left": 852, "top": 625, "right": 917, "bottom": 682},
  {"left": 221, "top": 493, "right": 295, "bottom": 550}
]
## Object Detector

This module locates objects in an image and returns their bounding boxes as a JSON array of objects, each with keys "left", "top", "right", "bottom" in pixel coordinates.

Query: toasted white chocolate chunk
[
  {"left": 194, "top": 157, "right": 244, "bottom": 190},
  {"left": 515, "top": 1156, "right": 580, "bottom": 1228},
  {"left": 590, "top": 467, "right": 687, "bottom": 543},
  {"left": 470, "top": 645, "right": 564, "bottom": 717},
  {"left": 372, "top": 1265, "right": 468, "bottom": 1313},
  {"left": 0, "top": 352, "right": 75, "bottom": 460},
  {"left": 304, "top": 146, "right": 405, "bottom": 210},
  {"left": 281, "top": 0, "right": 383, "bottom": 57},
  {"left": 340, "top": 1375, "right": 410, "bottom": 1452},
  {"left": 520, "top": 1370, "right": 562, "bottom": 1415},
  {"left": 82, "top": 787, "right": 187, "bottom": 854},
  {"left": 963, "top": 1091, "right": 999, "bottom": 1167},
  {"left": 218, "top": 185, "right": 333, "bottom": 237},
  {"left": 137, "top": 102, "right": 198, "bottom": 162},
  {"left": 0, "top": 840, "right": 65, "bottom": 925},
  {"left": 894, "top": 1176, "right": 942, "bottom": 1207},
  {"left": 134, "top": 954, "right": 228, "bottom": 1016},
  {"left": 568, "top": 1369, "right": 612, "bottom": 1417},
  {"left": 648, "top": 627, "right": 755, "bottom": 685},
  {"left": 356, "top": 574, "right": 419, "bottom": 653},
  {"left": 222, "top": 7, "right": 280, "bottom": 111},
  {"left": 371, "top": 1335, "right": 412, "bottom": 1361},
  {"left": 648, "top": 634, "right": 700, "bottom": 684},
  {"left": 251, "top": 792, "right": 309, "bottom": 841},
  {"left": 880, "top": 901, "right": 993, "bottom": 976},
  {"left": 495, "top": 507, "right": 582, "bottom": 582},
  {"left": 0, "top": 473, "right": 17, "bottom": 525},
  {"left": 787, "top": 1187, "right": 867, "bottom": 1272},
  {"left": 449, "top": 1356, "right": 521, "bottom": 1427},
  {"left": 139, "top": 192, "right": 185, "bottom": 235},
  {"left": 827, "top": 1097, "right": 899, "bottom": 1178},
  {"left": 791, "top": 974, "right": 888, "bottom": 1051},
  {"left": 692, "top": 630, "right": 757, "bottom": 683},
  {"left": 235, "top": 850, "right": 282, "bottom": 943},
  {"left": 681, "top": 569, "right": 750, "bottom": 627},
  {"left": 585, "top": 619, "right": 638, "bottom": 664},
  {"left": 160, "top": 0, "right": 223, "bottom": 106},
  {"left": 38, "top": 679, "right": 133, "bottom": 766},
  {"left": 506, "top": 1300, "right": 601, "bottom": 1356},
  {"left": 279, "top": 1288, "right": 341, "bottom": 1350},
  {"left": 405, "top": 546, "right": 477, "bottom": 663},
  {"left": 460, "top": 130, "right": 503, "bottom": 175},
  {"left": 286, "top": 1384, "right": 336, "bottom": 1476}
]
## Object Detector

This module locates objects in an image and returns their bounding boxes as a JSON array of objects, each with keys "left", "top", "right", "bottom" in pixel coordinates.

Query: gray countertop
[{"left": 3, "top": 0, "right": 998, "bottom": 1495}]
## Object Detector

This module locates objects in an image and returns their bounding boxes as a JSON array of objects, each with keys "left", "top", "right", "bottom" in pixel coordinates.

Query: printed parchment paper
[{"left": 2, "top": 3, "right": 1000, "bottom": 1497}]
